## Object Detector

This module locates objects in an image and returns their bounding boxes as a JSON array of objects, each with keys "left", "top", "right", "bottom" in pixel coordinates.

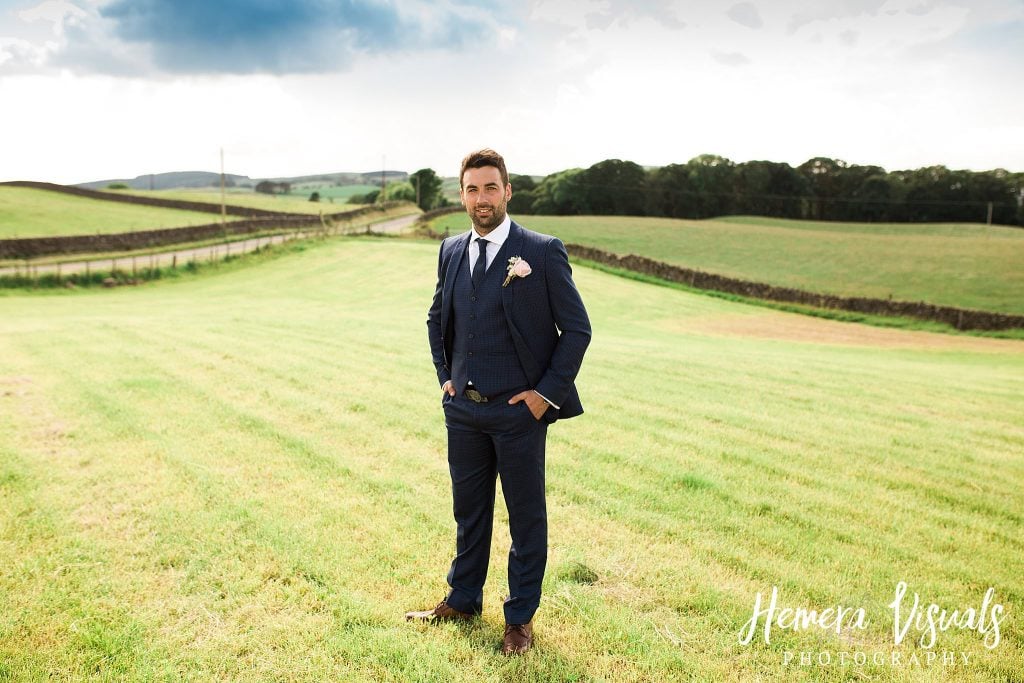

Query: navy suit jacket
[{"left": 427, "top": 220, "right": 591, "bottom": 422}]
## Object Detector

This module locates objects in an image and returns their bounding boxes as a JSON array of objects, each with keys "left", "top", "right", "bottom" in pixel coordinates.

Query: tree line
[
  {"left": 506, "top": 156, "right": 1023, "bottom": 225},
  {"left": 255, "top": 180, "right": 291, "bottom": 195},
  {"left": 348, "top": 168, "right": 449, "bottom": 210}
]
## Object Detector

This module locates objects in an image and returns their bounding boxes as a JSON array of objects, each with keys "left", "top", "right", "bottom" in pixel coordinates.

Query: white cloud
[
  {"left": 0, "top": 0, "right": 1022, "bottom": 182},
  {"left": 727, "top": 3, "right": 764, "bottom": 29},
  {"left": 712, "top": 50, "right": 752, "bottom": 65},
  {"left": 0, "top": 35, "right": 50, "bottom": 68},
  {"left": 18, "top": 0, "right": 86, "bottom": 35}
]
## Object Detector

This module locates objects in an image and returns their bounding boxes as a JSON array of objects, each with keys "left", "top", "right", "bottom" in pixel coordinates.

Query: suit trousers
[{"left": 441, "top": 391, "right": 548, "bottom": 625}]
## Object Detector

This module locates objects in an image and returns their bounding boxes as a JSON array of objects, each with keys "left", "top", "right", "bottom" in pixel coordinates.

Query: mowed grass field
[
  {"left": 112, "top": 188, "right": 375, "bottom": 215},
  {"left": 0, "top": 187, "right": 241, "bottom": 238},
  {"left": 431, "top": 213, "right": 1024, "bottom": 316},
  {"left": 1, "top": 239, "right": 1022, "bottom": 681},
  {"left": 285, "top": 184, "right": 381, "bottom": 202}
]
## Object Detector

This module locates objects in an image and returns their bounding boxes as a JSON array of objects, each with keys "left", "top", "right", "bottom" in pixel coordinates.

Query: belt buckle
[{"left": 465, "top": 388, "right": 488, "bottom": 403}]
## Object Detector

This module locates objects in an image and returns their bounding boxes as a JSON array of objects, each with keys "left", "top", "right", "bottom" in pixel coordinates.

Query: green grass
[
  {"left": 712, "top": 214, "right": 1018, "bottom": 237},
  {"left": 575, "top": 258, "right": 1024, "bottom": 340},
  {"left": 0, "top": 239, "right": 1021, "bottom": 681},
  {"left": 431, "top": 213, "right": 1024, "bottom": 315},
  {"left": 0, "top": 187, "right": 242, "bottom": 238},
  {"left": 110, "top": 188, "right": 372, "bottom": 215},
  {"left": 285, "top": 183, "right": 381, "bottom": 202},
  {"left": 440, "top": 176, "right": 462, "bottom": 203}
]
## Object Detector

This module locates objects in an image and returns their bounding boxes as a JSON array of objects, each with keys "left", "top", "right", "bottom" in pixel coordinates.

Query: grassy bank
[
  {"left": 575, "top": 258, "right": 1024, "bottom": 340},
  {"left": 0, "top": 186, "right": 242, "bottom": 238},
  {"left": 109, "top": 188, "right": 372, "bottom": 215}
]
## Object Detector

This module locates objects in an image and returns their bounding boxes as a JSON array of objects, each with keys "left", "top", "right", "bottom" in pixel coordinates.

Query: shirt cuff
[{"left": 533, "top": 389, "right": 560, "bottom": 410}]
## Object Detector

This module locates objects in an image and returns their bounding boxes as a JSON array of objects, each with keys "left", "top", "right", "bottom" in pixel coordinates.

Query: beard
[{"left": 467, "top": 198, "right": 507, "bottom": 232}]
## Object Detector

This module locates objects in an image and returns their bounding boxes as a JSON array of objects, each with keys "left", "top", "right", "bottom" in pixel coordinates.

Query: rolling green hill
[
  {"left": 0, "top": 239, "right": 1020, "bottom": 681},
  {"left": 105, "top": 188, "right": 355, "bottom": 215},
  {"left": 431, "top": 213, "right": 1024, "bottom": 315},
  {"left": 284, "top": 184, "right": 381, "bottom": 202},
  {"left": 0, "top": 186, "right": 242, "bottom": 238}
]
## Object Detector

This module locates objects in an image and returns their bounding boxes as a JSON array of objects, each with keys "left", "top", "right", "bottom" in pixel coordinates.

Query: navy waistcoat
[{"left": 450, "top": 240, "right": 529, "bottom": 396}]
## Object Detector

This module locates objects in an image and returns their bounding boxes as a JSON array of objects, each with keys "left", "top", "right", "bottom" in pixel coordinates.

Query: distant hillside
[
  {"left": 270, "top": 171, "right": 407, "bottom": 186},
  {"left": 77, "top": 171, "right": 254, "bottom": 191},
  {"left": 77, "top": 170, "right": 408, "bottom": 191}
]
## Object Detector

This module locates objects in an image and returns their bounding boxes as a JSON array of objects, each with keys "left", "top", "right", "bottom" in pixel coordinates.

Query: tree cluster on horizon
[
  {"left": 255, "top": 180, "right": 292, "bottom": 196},
  {"left": 348, "top": 168, "right": 448, "bottom": 210},
  {"left": 506, "top": 156, "right": 1024, "bottom": 225}
]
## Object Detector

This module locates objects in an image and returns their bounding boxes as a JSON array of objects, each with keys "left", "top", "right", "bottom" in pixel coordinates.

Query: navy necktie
[{"left": 472, "top": 237, "right": 489, "bottom": 290}]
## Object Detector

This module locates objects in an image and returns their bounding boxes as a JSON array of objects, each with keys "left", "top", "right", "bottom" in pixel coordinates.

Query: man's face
[{"left": 460, "top": 165, "right": 512, "bottom": 233}]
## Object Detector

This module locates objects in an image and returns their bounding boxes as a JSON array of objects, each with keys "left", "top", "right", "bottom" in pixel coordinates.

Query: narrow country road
[
  {"left": 368, "top": 213, "right": 422, "bottom": 234},
  {"left": 0, "top": 212, "right": 422, "bottom": 278}
]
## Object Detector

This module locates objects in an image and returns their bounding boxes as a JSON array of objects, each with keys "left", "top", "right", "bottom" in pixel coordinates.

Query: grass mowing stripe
[
  {"left": 0, "top": 346, "right": 185, "bottom": 679},
  {"left": 110, "top": 324, "right": 447, "bottom": 484},
  {"left": 6, "top": 307, "right": 688, "bottom": 679},
  {"left": 39, "top": 326, "right": 428, "bottom": 508},
  {"left": 55, "top": 321, "right": 459, "bottom": 544},
  {"left": 567, "top": 385, "right": 1015, "bottom": 540},
  {"left": 12, "top": 333, "right": 481, "bottom": 680}
]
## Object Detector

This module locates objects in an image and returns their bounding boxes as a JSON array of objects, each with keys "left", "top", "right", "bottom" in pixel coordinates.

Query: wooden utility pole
[
  {"left": 380, "top": 155, "right": 386, "bottom": 204},
  {"left": 220, "top": 147, "right": 227, "bottom": 225},
  {"left": 986, "top": 201, "right": 993, "bottom": 226},
  {"left": 415, "top": 174, "right": 420, "bottom": 208}
]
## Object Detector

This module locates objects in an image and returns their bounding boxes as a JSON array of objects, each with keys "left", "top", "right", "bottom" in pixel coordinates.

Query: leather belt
[
  {"left": 460, "top": 386, "right": 528, "bottom": 404},
  {"left": 464, "top": 388, "right": 488, "bottom": 403}
]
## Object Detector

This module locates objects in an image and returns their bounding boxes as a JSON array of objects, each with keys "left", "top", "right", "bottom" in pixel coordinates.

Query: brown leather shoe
[
  {"left": 502, "top": 622, "right": 533, "bottom": 655},
  {"left": 405, "top": 600, "right": 475, "bottom": 623}
]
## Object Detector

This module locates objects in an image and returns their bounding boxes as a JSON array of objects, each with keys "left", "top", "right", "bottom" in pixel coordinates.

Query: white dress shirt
[{"left": 468, "top": 213, "right": 511, "bottom": 276}]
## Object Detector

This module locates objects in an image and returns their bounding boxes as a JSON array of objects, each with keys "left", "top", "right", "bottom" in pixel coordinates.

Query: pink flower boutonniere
[{"left": 502, "top": 256, "right": 531, "bottom": 287}]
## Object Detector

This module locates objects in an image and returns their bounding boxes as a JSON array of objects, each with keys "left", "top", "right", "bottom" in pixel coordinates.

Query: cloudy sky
[{"left": 1, "top": 0, "right": 1021, "bottom": 184}]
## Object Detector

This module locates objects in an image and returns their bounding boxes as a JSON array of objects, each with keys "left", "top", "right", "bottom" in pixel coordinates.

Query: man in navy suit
[{"left": 407, "top": 149, "right": 591, "bottom": 655}]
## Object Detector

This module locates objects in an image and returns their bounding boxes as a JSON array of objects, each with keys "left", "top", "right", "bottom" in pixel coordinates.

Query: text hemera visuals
[{"left": 739, "top": 582, "right": 1004, "bottom": 649}]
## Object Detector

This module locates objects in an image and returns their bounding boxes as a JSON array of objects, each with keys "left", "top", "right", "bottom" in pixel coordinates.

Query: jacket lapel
[
  {"left": 441, "top": 231, "right": 471, "bottom": 333},
  {"left": 500, "top": 221, "right": 525, "bottom": 314},
  {"left": 500, "top": 222, "right": 542, "bottom": 382}
]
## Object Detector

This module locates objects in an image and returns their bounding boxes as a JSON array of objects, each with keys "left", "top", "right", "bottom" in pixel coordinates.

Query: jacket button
[
  {"left": 468, "top": 352, "right": 474, "bottom": 357},
  {"left": 468, "top": 334, "right": 475, "bottom": 339},
  {"left": 470, "top": 296, "right": 477, "bottom": 302}
]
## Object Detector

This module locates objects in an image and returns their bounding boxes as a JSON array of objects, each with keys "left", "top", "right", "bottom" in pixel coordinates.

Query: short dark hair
[{"left": 460, "top": 149, "right": 509, "bottom": 188}]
